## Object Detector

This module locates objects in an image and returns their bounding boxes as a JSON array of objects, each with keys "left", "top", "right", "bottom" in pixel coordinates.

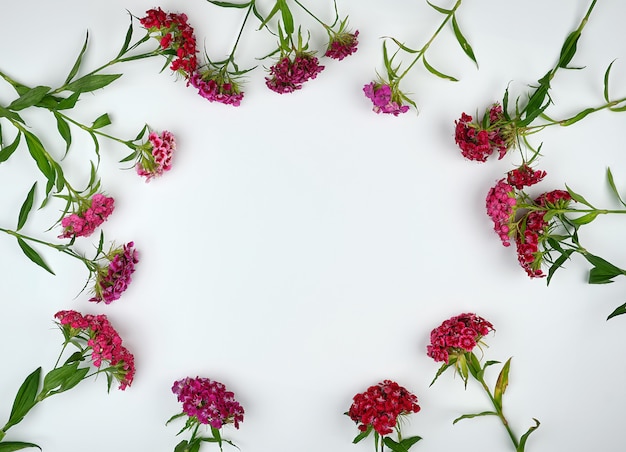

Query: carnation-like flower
[
  {"left": 90, "top": 242, "right": 138, "bottom": 304},
  {"left": 348, "top": 380, "right": 420, "bottom": 436},
  {"left": 172, "top": 377, "right": 245, "bottom": 429},
  {"left": 363, "top": 82, "right": 409, "bottom": 116},
  {"left": 189, "top": 70, "right": 244, "bottom": 106},
  {"left": 140, "top": 7, "right": 198, "bottom": 78},
  {"left": 136, "top": 130, "right": 176, "bottom": 181},
  {"left": 325, "top": 30, "right": 359, "bottom": 61},
  {"left": 265, "top": 53, "right": 325, "bottom": 94},
  {"left": 506, "top": 164, "right": 546, "bottom": 189},
  {"left": 54, "top": 310, "right": 135, "bottom": 390},
  {"left": 485, "top": 179, "right": 517, "bottom": 247},
  {"left": 455, "top": 104, "right": 511, "bottom": 162},
  {"left": 59, "top": 193, "right": 115, "bottom": 239},
  {"left": 426, "top": 313, "right": 494, "bottom": 364}
]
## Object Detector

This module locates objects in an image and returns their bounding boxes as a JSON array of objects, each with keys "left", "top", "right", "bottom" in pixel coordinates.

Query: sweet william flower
[
  {"left": 265, "top": 53, "right": 325, "bottom": 94},
  {"left": 136, "top": 130, "right": 176, "bottom": 181},
  {"left": 189, "top": 70, "right": 244, "bottom": 106},
  {"left": 59, "top": 193, "right": 114, "bottom": 239},
  {"left": 485, "top": 179, "right": 517, "bottom": 247},
  {"left": 363, "top": 82, "right": 409, "bottom": 116},
  {"left": 90, "top": 242, "right": 138, "bottom": 304},
  {"left": 325, "top": 30, "right": 359, "bottom": 61},
  {"left": 455, "top": 104, "right": 511, "bottom": 162},
  {"left": 426, "top": 313, "right": 494, "bottom": 364}
]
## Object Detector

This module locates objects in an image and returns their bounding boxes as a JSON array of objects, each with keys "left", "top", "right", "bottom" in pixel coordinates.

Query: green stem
[
  {"left": 395, "top": 0, "right": 463, "bottom": 84},
  {"left": 56, "top": 111, "right": 133, "bottom": 148},
  {"left": 227, "top": 2, "right": 255, "bottom": 63},
  {"left": 474, "top": 372, "right": 519, "bottom": 449},
  {"left": 293, "top": 0, "right": 330, "bottom": 31}
]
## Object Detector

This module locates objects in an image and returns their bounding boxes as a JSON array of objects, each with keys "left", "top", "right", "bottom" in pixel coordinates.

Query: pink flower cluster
[
  {"left": 136, "top": 130, "right": 176, "bottom": 181},
  {"left": 516, "top": 190, "right": 572, "bottom": 278},
  {"left": 265, "top": 54, "right": 325, "bottom": 94},
  {"left": 140, "top": 8, "right": 198, "bottom": 77},
  {"left": 363, "top": 82, "right": 409, "bottom": 116},
  {"left": 485, "top": 179, "right": 517, "bottom": 247},
  {"left": 90, "top": 242, "right": 138, "bottom": 304},
  {"left": 348, "top": 380, "right": 420, "bottom": 436},
  {"left": 455, "top": 104, "right": 508, "bottom": 162},
  {"left": 325, "top": 30, "right": 359, "bottom": 61},
  {"left": 59, "top": 194, "right": 114, "bottom": 239},
  {"left": 189, "top": 72, "right": 244, "bottom": 106},
  {"left": 172, "top": 377, "right": 245, "bottom": 429},
  {"left": 507, "top": 164, "right": 546, "bottom": 189},
  {"left": 54, "top": 310, "right": 135, "bottom": 390},
  {"left": 427, "top": 313, "right": 494, "bottom": 364}
]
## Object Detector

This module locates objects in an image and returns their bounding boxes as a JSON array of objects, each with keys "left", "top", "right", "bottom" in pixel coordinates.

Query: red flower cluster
[
  {"left": 140, "top": 8, "right": 198, "bottom": 77},
  {"left": 506, "top": 164, "right": 546, "bottom": 189},
  {"left": 59, "top": 194, "right": 115, "bottom": 239},
  {"left": 90, "top": 242, "right": 139, "bottom": 304},
  {"left": 325, "top": 30, "right": 359, "bottom": 61},
  {"left": 189, "top": 71, "right": 244, "bottom": 106},
  {"left": 55, "top": 310, "right": 135, "bottom": 390},
  {"left": 136, "top": 130, "right": 176, "bottom": 181},
  {"left": 427, "top": 313, "right": 494, "bottom": 363},
  {"left": 485, "top": 179, "right": 517, "bottom": 247},
  {"left": 265, "top": 54, "right": 325, "bottom": 94},
  {"left": 515, "top": 190, "right": 572, "bottom": 278},
  {"left": 172, "top": 377, "right": 245, "bottom": 429},
  {"left": 348, "top": 380, "right": 420, "bottom": 436},
  {"left": 455, "top": 104, "right": 509, "bottom": 162}
]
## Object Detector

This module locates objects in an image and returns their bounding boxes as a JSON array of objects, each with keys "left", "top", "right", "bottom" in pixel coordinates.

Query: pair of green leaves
[{"left": 352, "top": 425, "right": 422, "bottom": 452}]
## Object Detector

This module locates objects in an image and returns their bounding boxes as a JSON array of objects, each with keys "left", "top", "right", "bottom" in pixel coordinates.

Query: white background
[{"left": 1, "top": 1, "right": 626, "bottom": 451}]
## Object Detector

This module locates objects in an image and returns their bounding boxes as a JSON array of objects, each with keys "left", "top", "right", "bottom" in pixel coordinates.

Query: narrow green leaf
[
  {"left": 53, "top": 112, "right": 72, "bottom": 154},
  {"left": 607, "top": 302, "right": 626, "bottom": 320},
  {"left": 16, "top": 182, "right": 37, "bottom": 231},
  {"left": 453, "top": 411, "right": 498, "bottom": 424},
  {"left": 387, "top": 37, "right": 418, "bottom": 54},
  {"left": 547, "top": 249, "right": 574, "bottom": 285},
  {"left": 494, "top": 358, "right": 512, "bottom": 410},
  {"left": 565, "top": 184, "right": 595, "bottom": 208},
  {"left": 65, "top": 32, "right": 89, "bottom": 84},
  {"left": 516, "top": 419, "right": 540, "bottom": 452},
  {"left": 559, "top": 107, "right": 596, "bottom": 127},
  {"left": 0, "top": 106, "right": 24, "bottom": 123},
  {"left": 56, "top": 92, "right": 81, "bottom": 110},
  {"left": 6, "top": 367, "right": 41, "bottom": 431},
  {"left": 0, "top": 131, "right": 21, "bottom": 164},
  {"left": 558, "top": 30, "right": 581, "bottom": 69},
  {"left": 427, "top": 0, "right": 453, "bottom": 14},
  {"left": 16, "top": 238, "right": 55, "bottom": 275},
  {"left": 7, "top": 86, "right": 51, "bottom": 111},
  {"left": 603, "top": 60, "right": 616, "bottom": 103},
  {"left": 278, "top": 0, "right": 294, "bottom": 35},
  {"left": 116, "top": 20, "right": 134, "bottom": 59},
  {"left": 352, "top": 424, "right": 372, "bottom": 444},
  {"left": 606, "top": 167, "right": 626, "bottom": 207},
  {"left": 63, "top": 74, "right": 122, "bottom": 94},
  {"left": 91, "top": 113, "right": 111, "bottom": 129},
  {"left": 207, "top": 0, "right": 251, "bottom": 7},
  {"left": 23, "top": 131, "right": 54, "bottom": 186},
  {"left": 0, "top": 442, "right": 41, "bottom": 451},
  {"left": 399, "top": 436, "right": 422, "bottom": 450},
  {"left": 569, "top": 211, "right": 599, "bottom": 226},
  {"left": 257, "top": 2, "right": 280, "bottom": 31},
  {"left": 430, "top": 360, "right": 454, "bottom": 386},
  {"left": 173, "top": 440, "right": 190, "bottom": 452},
  {"left": 383, "top": 436, "right": 409, "bottom": 452},
  {"left": 423, "top": 56, "right": 458, "bottom": 81},
  {"left": 452, "top": 15, "right": 477, "bottom": 67}
]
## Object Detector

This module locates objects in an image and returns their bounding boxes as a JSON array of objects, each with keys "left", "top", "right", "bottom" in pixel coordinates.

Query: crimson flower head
[
  {"left": 363, "top": 82, "right": 409, "bottom": 116},
  {"left": 348, "top": 380, "right": 420, "bottom": 436},
  {"left": 189, "top": 69, "right": 244, "bottom": 106},
  {"left": 485, "top": 179, "right": 517, "bottom": 247},
  {"left": 136, "top": 130, "right": 176, "bottom": 181},
  {"left": 59, "top": 193, "right": 115, "bottom": 239},
  {"left": 325, "top": 29, "right": 359, "bottom": 61},
  {"left": 172, "top": 377, "right": 245, "bottom": 429},
  {"left": 455, "top": 104, "right": 511, "bottom": 162},
  {"left": 54, "top": 310, "right": 135, "bottom": 390},
  {"left": 427, "top": 313, "right": 494, "bottom": 364},
  {"left": 507, "top": 164, "right": 547, "bottom": 189},
  {"left": 140, "top": 7, "right": 198, "bottom": 78},
  {"left": 90, "top": 242, "right": 138, "bottom": 304},
  {"left": 265, "top": 53, "right": 325, "bottom": 94}
]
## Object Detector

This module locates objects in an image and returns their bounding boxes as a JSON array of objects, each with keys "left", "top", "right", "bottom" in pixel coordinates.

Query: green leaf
[
  {"left": 422, "top": 56, "right": 458, "bottom": 81},
  {"left": 559, "top": 107, "right": 596, "bottom": 126},
  {"left": 56, "top": 92, "right": 81, "bottom": 110},
  {"left": 65, "top": 32, "right": 89, "bottom": 84},
  {"left": 453, "top": 410, "right": 498, "bottom": 424},
  {"left": 603, "top": 60, "right": 616, "bottom": 103},
  {"left": 207, "top": 0, "right": 251, "bottom": 7},
  {"left": 16, "top": 182, "right": 37, "bottom": 231},
  {"left": 451, "top": 15, "right": 477, "bottom": 67},
  {"left": 494, "top": 358, "right": 512, "bottom": 410},
  {"left": 430, "top": 360, "right": 454, "bottom": 386},
  {"left": 173, "top": 440, "right": 189, "bottom": 452},
  {"left": 91, "top": 113, "right": 111, "bottom": 129},
  {"left": 278, "top": 0, "right": 294, "bottom": 35},
  {"left": 583, "top": 253, "right": 624, "bottom": 285},
  {"left": 516, "top": 419, "right": 540, "bottom": 452},
  {"left": 352, "top": 424, "right": 372, "bottom": 444},
  {"left": 7, "top": 86, "right": 51, "bottom": 111},
  {"left": 427, "top": 0, "right": 453, "bottom": 14},
  {"left": 0, "top": 131, "right": 21, "bottom": 164},
  {"left": 607, "top": 302, "right": 626, "bottom": 320},
  {"left": 569, "top": 211, "right": 599, "bottom": 226},
  {"left": 606, "top": 167, "right": 626, "bottom": 207},
  {"left": 387, "top": 37, "right": 418, "bottom": 54},
  {"left": 5, "top": 367, "right": 41, "bottom": 431},
  {"left": 257, "top": 2, "right": 280, "bottom": 31},
  {"left": 399, "top": 436, "right": 422, "bottom": 450},
  {"left": 547, "top": 249, "right": 574, "bottom": 285},
  {"left": 16, "top": 238, "right": 55, "bottom": 275},
  {"left": 0, "top": 442, "right": 41, "bottom": 451},
  {"left": 383, "top": 436, "right": 410, "bottom": 452},
  {"left": 23, "top": 131, "right": 55, "bottom": 188},
  {"left": 0, "top": 106, "right": 24, "bottom": 123},
  {"left": 565, "top": 184, "right": 595, "bottom": 208},
  {"left": 63, "top": 74, "right": 122, "bottom": 94},
  {"left": 53, "top": 112, "right": 72, "bottom": 155},
  {"left": 116, "top": 19, "right": 134, "bottom": 59},
  {"left": 558, "top": 30, "right": 581, "bottom": 69}
]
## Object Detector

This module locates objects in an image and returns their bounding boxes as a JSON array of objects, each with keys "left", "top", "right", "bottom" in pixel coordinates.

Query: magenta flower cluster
[
  {"left": 136, "top": 130, "right": 176, "bottom": 181},
  {"left": 455, "top": 104, "right": 509, "bottom": 162},
  {"left": 363, "top": 82, "right": 409, "bottom": 116},
  {"left": 265, "top": 55, "right": 325, "bottom": 94},
  {"left": 485, "top": 179, "right": 517, "bottom": 247},
  {"left": 172, "top": 376, "right": 245, "bottom": 429},
  {"left": 54, "top": 310, "right": 135, "bottom": 390},
  {"left": 325, "top": 30, "right": 359, "bottom": 61},
  {"left": 506, "top": 164, "right": 547, "bottom": 189},
  {"left": 59, "top": 193, "right": 115, "bottom": 239},
  {"left": 189, "top": 72, "right": 244, "bottom": 106},
  {"left": 427, "top": 313, "right": 494, "bottom": 364},
  {"left": 90, "top": 242, "right": 139, "bottom": 304}
]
